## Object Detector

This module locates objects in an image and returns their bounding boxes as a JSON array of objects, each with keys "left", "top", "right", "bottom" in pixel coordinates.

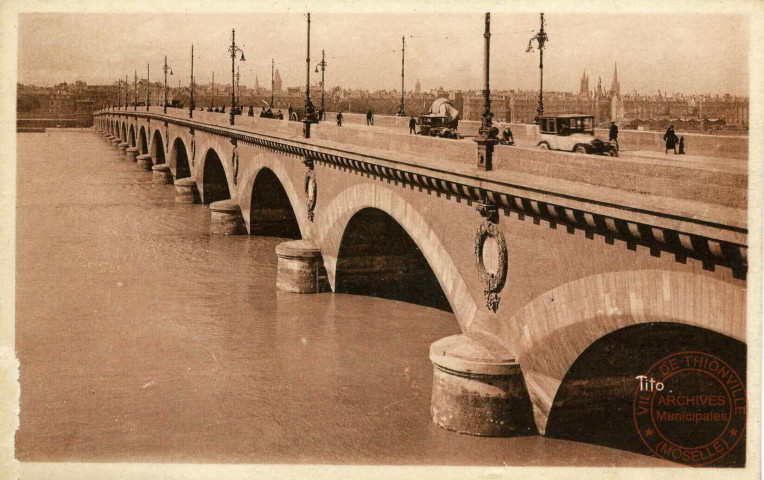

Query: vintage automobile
[
  {"left": 536, "top": 114, "right": 618, "bottom": 156},
  {"left": 417, "top": 98, "right": 460, "bottom": 139}
]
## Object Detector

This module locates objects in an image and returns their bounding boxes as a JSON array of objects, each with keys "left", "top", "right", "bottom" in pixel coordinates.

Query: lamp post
[
  {"left": 163, "top": 55, "right": 174, "bottom": 114},
  {"left": 526, "top": 12, "right": 548, "bottom": 121},
  {"left": 117, "top": 78, "right": 122, "bottom": 109},
  {"left": 271, "top": 59, "right": 275, "bottom": 107},
  {"left": 146, "top": 63, "right": 150, "bottom": 111},
  {"left": 314, "top": 49, "right": 326, "bottom": 117},
  {"left": 211, "top": 71, "right": 215, "bottom": 109},
  {"left": 479, "top": 12, "right": 493, "bottom": 137},
  {"left": 190, "top": 44, "right": 195, "bottom": 118},
  {"left": 474, "top": 12, "right": 499, "bottom": 171},
  {"left": 133, "top": 70, "right": 137, "bottom": 110},
  {"left": 303, "top": 13, "right": 317, "bottom": 137},
  {"left": 125, "top": 75, "right": 129, "bottom": 110},
  {"left": 228, "top": 28, "right": 246, "bottom": 125},
  {"left": 398, "top": 36, "right": 405, "bottom": 116}
]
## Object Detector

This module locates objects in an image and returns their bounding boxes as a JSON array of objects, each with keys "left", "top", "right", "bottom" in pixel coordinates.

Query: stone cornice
[{"left": 96, "top": 111, "right": 748, "bottom": 278}]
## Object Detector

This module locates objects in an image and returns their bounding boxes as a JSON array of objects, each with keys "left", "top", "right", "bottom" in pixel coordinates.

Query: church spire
[{"left": 610, "top": 62, "right": 620, "bottom": 97}]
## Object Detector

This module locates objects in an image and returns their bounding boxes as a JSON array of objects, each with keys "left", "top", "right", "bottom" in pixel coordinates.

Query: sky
[{"left": 17, "top": 12, "right": 749, "bottom": 96}]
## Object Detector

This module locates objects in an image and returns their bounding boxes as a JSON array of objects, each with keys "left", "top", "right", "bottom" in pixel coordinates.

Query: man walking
[
  {"left": 609, "top": 121, "right": 619, "bottom": 151},
  {"left": 409, "top": 115, "right": 418, "bottom": 134},
  {"left": 664, "top": 125, "right": 678, "bottom": 154},
  {"left": 337, "top": 111, "right": 343, "bottom": 127},
  {"left": 366, "top": 108, "right": 374, "bottom": 126}
]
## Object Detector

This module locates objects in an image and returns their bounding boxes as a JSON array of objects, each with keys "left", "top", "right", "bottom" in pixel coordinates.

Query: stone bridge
[{"left": 94, "top": 107, "right": 747, "bottom": 451}]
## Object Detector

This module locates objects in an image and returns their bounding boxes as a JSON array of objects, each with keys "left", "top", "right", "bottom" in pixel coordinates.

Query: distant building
[
  {"left": 579, "top": 71, "right": 590, "bottom": 98},
  {"left": 274, "top": 69, "right": 283, "bottom": 93}
]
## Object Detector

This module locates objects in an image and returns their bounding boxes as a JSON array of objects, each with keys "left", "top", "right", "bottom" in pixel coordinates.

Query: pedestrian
[
  {"left": 609, "top": 121, "right": 619, "bottom": 151},
  {"left": 678, "top": 136, "right": 686, "bottom": 155},
  {"left": 337, "top": 111, "right": 343, "bottom": 127},
  {"left": 502, "top": 126, "right": 514, "bottom": 145},
  {"left": 288, "top": 105, "right": 293, "bottom": 120},
  {"left": 409, "top": 115, "right": 418, "bottom": 134},
  {"left": 664, "top": 125, "right": 678, "bottom": 154},
  {"left": 366, "top": 108, "right": 374, "bottom": 125},
  {"left": 318, "top": 108, "right": 325, "bottom": 122}
]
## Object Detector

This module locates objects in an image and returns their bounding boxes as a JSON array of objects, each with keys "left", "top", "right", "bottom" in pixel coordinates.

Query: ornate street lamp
[
  {"left": 163, "top": 55, "right": 174, "bottom": 114},
  {"left": 397, "top": 36, "right": 406, "bottom": 116},
  {"left": 190, "top": 44, "right": 195, "bottom": 118},
  {"left": 133, "top": 70, "right": 138, "bottom": 110},
  {"left": 271, "top": 58, "right": 275, "bottom": 107},
  {"left": 228, "top": 28, "right": 246, "bottom": 125},
  {"left": 526, "top": 12, "right": 548, "bottom": 121},
  {"left": 474, "top": 12, "right": 499, "bottom": 172},
  {"left": 146, "top": 63, "right": 150, "bottom": 111},
  {"left": 314, "top": 49, "right": 327, "bottom": 118}
]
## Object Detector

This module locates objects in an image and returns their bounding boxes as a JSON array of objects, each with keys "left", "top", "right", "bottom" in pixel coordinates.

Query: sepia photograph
[{"left": 2, "top": 1, "right": 762, "bottom": 478}]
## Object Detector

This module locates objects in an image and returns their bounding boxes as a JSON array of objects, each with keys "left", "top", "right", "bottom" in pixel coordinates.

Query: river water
[{"left": 15, "top": 129, "right": 668, "bottom": 466}]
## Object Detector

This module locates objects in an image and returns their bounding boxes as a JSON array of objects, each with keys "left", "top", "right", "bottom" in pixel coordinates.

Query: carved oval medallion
[{"left": 474, "top": 221, "right": 508, "bottom": 312}]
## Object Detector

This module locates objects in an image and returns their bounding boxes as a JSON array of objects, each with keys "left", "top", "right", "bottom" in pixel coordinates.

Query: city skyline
[{"left": 18, "top": 13, "right": 749, "bottom": 96}]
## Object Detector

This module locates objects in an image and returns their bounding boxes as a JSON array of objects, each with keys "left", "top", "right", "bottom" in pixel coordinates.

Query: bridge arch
[
  {"left": 121, "top": 122, "right": 127, "bottom": 142},
  {"left": 238, "top": 153, "right": 308, "bottom": 238},
  {"left": 505, "top": 270, "right": 746, "bottom": 435},
  {"left": 247, "top": 167, "right": 301, "bottom": 238},
  {"left": 543, "top": 321, "right": 745, "bottom": 463},
  {"left": 335, "top": 208, "right": 451, "bottom": 311},
  {"left": 169, "top": 137, "right": 191, "bottom": 180},
  {"left": 128, "top": 124, "right": 136, "bottom": 148},
  {"left": 138, "top": 126, "right": 148, "bottom": 155},
  {"left": 316, "top": 183, "right": 478, "bottom": 329},
  {"left": 149, "top": 129, "right": 165, "bottom": 165},
  {"left": 200, "top": 148, "right": 230, "bottom": 204}
]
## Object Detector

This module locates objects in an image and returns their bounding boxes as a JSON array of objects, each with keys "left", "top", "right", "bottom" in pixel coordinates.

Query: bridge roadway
[
  {"left": 329, "top": 110, "right": 750, "bottom": 161},
  {"left": 94, "top": 106, "right": 747, "bottom": 451}
]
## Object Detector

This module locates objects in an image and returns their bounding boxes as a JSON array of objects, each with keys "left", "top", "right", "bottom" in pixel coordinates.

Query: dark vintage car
[{"left": 417, "top": 115, "right": 460, "bottom": 139}]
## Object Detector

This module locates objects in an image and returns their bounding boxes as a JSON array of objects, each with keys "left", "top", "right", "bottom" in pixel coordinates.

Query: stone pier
[
  {"left": 118, "top": 142, "right": 129, "bottom": 154},
  {"left": 275, "top": 240, "right": 329, "bottom": 294},
  {"left": 125, "top": 147, "right": 139, "bottom": 162},
  {"left": 209, "top": 200, "right": 247, "bottom": 235},
  {"left": 151, "top": 164, "right": 173, "bottom": 184},
  {"left": 174, "top": 177, "right": 199, "bottom": 203},
  {"left": 136, "top": 154, "right": 153, "bottom": 170},
  {"left": 429, "top": 335, "right": 536, "bottom": 437}
]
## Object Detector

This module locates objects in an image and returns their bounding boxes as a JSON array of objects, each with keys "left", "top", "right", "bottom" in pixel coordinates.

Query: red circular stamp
[{"left": 633, "top": 351, "right": 746, "bottom": 466}]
